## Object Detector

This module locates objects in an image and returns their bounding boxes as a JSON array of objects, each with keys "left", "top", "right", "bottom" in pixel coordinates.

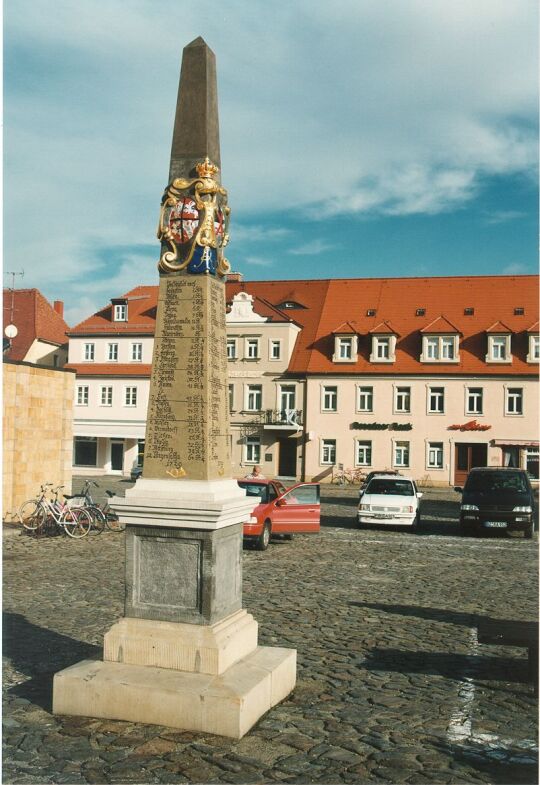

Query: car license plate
[
  {"left": 484, "top": 521, "right": 507, "bottom": 528},
  {"left": 373, "top": 514, "right": 392, "bottom": 519}
]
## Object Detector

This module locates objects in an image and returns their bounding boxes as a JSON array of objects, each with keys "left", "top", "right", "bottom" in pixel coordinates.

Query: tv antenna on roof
[{"left": 4, "top": 270, "right": 25, "bottom": 342}]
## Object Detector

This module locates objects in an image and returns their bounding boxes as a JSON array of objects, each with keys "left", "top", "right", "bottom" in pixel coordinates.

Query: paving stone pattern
[{"left": 3, "top": 481, "right": 538, "bottom": 784}]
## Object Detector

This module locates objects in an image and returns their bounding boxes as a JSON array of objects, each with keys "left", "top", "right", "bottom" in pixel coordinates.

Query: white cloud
[
  {"left": 289, "top": 239, "right": 334, "bottom": 256},
  {"left": 3, "top": 0, "right": 538, "bottom": 307},
  {"left": 243, "top": 255, "right": 273, "bottom": 268},
  {"left": 501, "top": 262, "right": 531, "bottom": 275}
]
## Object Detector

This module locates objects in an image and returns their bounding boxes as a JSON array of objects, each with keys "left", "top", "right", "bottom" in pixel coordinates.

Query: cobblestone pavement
[{"left": 3, "top": 480, "right": 538, "bottom": 784}]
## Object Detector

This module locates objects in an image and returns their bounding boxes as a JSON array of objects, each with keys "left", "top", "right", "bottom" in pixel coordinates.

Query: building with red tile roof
[
  {"left": 3, "top": 288, "right": 69, "bottom": 367},
  {"left": 67, "top": 275, "right": 539, "bottom": 484}
]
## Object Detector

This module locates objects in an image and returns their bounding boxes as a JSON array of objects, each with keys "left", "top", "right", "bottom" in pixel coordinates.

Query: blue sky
[{"left": 4, "top": 0, "right": 538, "bottom": 326}]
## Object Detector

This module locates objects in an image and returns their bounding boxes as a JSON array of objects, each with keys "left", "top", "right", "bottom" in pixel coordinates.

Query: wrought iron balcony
[{"left": 259, "top": 409, "right": 303, "bottom": 430}]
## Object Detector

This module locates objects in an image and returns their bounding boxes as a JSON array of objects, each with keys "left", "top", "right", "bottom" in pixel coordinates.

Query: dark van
[{"left": 456, "top": 467, "right": 535, "bottom": 538}]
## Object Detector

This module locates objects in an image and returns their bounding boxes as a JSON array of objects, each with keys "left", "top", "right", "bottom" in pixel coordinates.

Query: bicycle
[
  {"left": 67, "top": 480, "right": 125, "bottom": 533},
  {"left": 19, "top": 484, "right": 92, "bottom": 538}
]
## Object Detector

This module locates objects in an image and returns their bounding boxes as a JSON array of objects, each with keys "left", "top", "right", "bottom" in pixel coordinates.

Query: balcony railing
[{"left": 258, "top": 409, "right": 303, "bottom": 429}]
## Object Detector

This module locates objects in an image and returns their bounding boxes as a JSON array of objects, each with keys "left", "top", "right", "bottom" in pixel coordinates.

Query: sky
[{"left": 3, "top": 0, "right": 538, "bottom": 327}]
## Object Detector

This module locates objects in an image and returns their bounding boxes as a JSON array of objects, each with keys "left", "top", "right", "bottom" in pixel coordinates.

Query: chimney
[
  {"left": 53, "top": 300, "right": 64, "bottom": 318},
  {"left": 226, "top": 272, "right": 244, "bottom": 283}
]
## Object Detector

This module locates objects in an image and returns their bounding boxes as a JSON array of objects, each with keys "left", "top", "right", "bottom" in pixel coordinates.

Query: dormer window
[
  {"left": 420, "top": 316, "right": 461, "bottom": 363},
  {"left": 485, "top": 322, "right": 512, "bottom": 364},
  {"left": 113, "top": 302, "right": 127, "bottom": 321},
  {"left": 527, "top": 334, "right": 539, "bottom": 363},
  {"left": 369, "top": 322, "right": 398, "bottom": 363},
  {"left": 421, "top": 335, "right": 458, "bottom": 362},
  {"left": 331, "top": 323, "right": 358, "bottom": 363}
]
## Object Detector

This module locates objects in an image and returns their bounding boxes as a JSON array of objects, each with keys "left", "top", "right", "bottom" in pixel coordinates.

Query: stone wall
[{"left": 3, "top": 360, "right": 75, "bottom": 522}]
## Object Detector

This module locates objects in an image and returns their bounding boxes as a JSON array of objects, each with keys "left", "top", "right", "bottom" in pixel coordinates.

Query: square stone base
[{"left": 53, "top": 646, "right": 296, "bottom": 739}]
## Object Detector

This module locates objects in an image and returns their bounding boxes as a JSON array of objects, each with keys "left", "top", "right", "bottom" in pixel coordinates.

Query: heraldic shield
[{"left": 157, "top": 157, "right": 231, "bottom": 276}]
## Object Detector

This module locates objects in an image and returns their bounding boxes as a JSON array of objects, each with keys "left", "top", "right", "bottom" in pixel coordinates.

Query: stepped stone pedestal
[{"left": 52, "top": 36, "right": 296, "bottom": 738}]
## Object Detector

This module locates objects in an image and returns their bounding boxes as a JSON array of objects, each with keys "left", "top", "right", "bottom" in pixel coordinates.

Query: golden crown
[{"left": 195, "top": 157, "right": 219, "bottom": 178}]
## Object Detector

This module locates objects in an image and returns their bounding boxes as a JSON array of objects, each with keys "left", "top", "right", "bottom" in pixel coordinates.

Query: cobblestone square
[{"left": 3, "top": 480, "right": 538, "bottom": 784}]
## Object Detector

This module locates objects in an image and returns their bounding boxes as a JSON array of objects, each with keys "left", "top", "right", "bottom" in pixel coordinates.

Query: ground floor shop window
[
  {"left": 355, "top": 440, "right": 372, "bottom": 466},
  {"left": 245, "top": 437, "right": 260, "bottom": 464},
  {"left": 321, "top": 439, "right": 336, "bottom": 465},
  {"left": 394, "top": 441, "right": 410, "bottom": 468},
  {"left": 74, "top": 436, "right": 98, "bottom": 467},
  {"left": 427, "top": 442, "right": 443, "bottom": 469},
  {"left": 526, "top": 448, "right": 539, "bottom": 479}
]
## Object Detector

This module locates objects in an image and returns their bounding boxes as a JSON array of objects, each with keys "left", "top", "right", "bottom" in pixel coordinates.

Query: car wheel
[
  {"left": 460, "top": 524, "right": 474, "bottom": 537},
  {"left": 411, "top": 515, "right": 420, "bottom": 533},
  {"left": 524, "top": 526, "right": 533, "bottom": 540},
  {"left": 283, "top": 533, "right": 294, "bottom": 541},
  {"left": 255, "top": 521, "right": 271, "bottom": 551}
]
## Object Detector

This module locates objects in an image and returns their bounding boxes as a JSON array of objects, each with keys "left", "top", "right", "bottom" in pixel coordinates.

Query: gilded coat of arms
[{"left": 157, "top": 157, "right": 230, "bottom": 276}]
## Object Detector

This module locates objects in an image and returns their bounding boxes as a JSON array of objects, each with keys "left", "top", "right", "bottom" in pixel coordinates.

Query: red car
[{"left": 238, "top": 478, "right": 321, "bottom": 550}]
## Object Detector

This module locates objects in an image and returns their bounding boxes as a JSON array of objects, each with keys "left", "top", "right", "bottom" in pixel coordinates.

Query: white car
[{"left": 358, "top": 474, "right": 422, "bottom": 530}]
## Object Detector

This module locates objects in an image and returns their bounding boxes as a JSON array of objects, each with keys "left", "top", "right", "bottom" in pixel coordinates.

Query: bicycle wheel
[
  {"left": 63, "top": 508, "right": 92, "bottom": 538},
  {"left": 19, "top": 500, "right": 46, "bottom": 531},
  {"left": 86, "top": 505, "right": 106, "bottom": 534},
  {"left": 105, "top": 510, "right": 125, "bottom": 532}
]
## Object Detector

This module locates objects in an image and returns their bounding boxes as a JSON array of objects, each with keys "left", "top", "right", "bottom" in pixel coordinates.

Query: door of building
[
  {"left": 278, "top": 438, "right": 297, "bottom": 478},
  {"left": 111, "top": 441, "right": 124, "bottom": 472},
  {"left": 454, "top": 443, "right": 488, "bottom": 486}
]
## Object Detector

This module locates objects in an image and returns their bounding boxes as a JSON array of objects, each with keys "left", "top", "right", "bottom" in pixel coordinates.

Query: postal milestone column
[{"left": 52, "top": 36, "right": 296, "bottom": 740}]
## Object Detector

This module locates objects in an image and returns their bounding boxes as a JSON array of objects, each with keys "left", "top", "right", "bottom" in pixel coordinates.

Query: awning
[{"left": 492, "top": 439, "right": 539, "bottom": 448}]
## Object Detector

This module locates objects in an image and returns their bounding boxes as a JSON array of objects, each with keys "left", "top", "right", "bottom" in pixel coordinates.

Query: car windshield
[
  {"left": 366, "top": 479, "right": 414, "bottom": 496},
  {"left": 238, "top": 482, "right": 268, "bottom": 503},
  {"left": 465, "top": 472, "right": 528, "bottom": 494}
]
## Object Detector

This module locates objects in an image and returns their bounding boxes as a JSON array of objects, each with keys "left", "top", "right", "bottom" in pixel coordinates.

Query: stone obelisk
[{"left": 52, "top": 37, "right": 296, "bottom": 740}]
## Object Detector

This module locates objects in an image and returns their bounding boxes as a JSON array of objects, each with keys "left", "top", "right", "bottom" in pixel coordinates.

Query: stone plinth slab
[
  {"left": 104, "top": 610, "right": 258, "bottom": 675},
  {"left": 53, "top": 646, "right": 296, "bottom": 739},
  {"left": 111, "top": 478, "right": 256, "bottom": 530},
  {"left": 124, "top": 523, "right": 243, "bottom": 625}
]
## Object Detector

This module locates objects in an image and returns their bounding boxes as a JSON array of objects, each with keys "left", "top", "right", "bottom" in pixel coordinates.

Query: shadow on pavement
[
  {"left": 362, "top": 647, "right": 529, "bottom": 683},
  {"left": 3, "top": 612, "right": 100, "bottom": 712}
]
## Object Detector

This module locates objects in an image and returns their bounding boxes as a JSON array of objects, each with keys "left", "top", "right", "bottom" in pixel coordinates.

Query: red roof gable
[
  {"left": 420, "top": 315, "right": 462, "bottom": 334},
  {"left": 332, "top": 321, "right": 358, "bottom": 335},
  {"left": 369, "top": 320, "right": 398, "bottom": 336},
  {"left": 486, "top": 320, "right": 513, "bottom": 334},
  {"left": 3, "top": 288, "right": 69, "bottom": 361},
  {"left": 70, "top": 275, "right": 539, "bottom": 377},
  {"left": 68, "top": 286, "right": 157, "bottom": 335}
]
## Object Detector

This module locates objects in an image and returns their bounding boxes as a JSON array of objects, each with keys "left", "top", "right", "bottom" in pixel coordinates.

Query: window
[
  {"left": 370, "top": 335, "right": 396, "bottom": 363},
  {"left": 505, "top": 388, "right": 523, "bottom": 415},
  {"left": 131, "top": 342, "right": 142, "bottom": 362},
  {"left": 526, "top": 448, "right": 539, "bottom": 480},
  {"left": 427, "top": 442, "right": 443, "bottom": 469},
  {"left": 108, "top": 343, "right": 119, "bottom": 361},
  {"left": 73, "top": 437, "right": 98, "bottom": 467},
  {"left": 321, "top": 439, "right": 336, "bottom": 464},
  {"left": 486, "top": 334, "right": 511, "bottom": 363},
  {"left": 228, "top": 384, "right": 234, "bottom": 412},
  {"left": 356, "top": 441, "right": 372, "bottom": 466},
  {"left": 416, "top": 308, "right": 426, "bottom": 316},
  {"left": 357, "top": 386, "right": 373, "bottom": 412},
  {"left": 76, "top": 386, "right": 89, "bottom": 406},
  {"left": 322, "top": 386, "right": 338, "bottom": 412},
  {"left": 100, "top": 386, "right": 113, "bottom": 406},
  {"left": 137, "top": 440, "right": 145, "bottom": 468},
  {"left": 270, "top": 340, "right": 281, "bottom": 360},
  {"left": 226, "top": 339, "right": 237, "bottom": 360},
  {"left": 113, "top": 303, "right": 127, "bottom": 321},
  {"left": 366, "top": 309, "right": 376, "bottom": 317},
  {"left": 464, "top": 307, "right": 474, "bottom": 316},
  {"left": 246, "top": 385, "right": 262, "bottom": 411},
  {"left": 428, "top": 387, "right": 445, "bottom": 414},
  {"left": 245, "top": 436, "right": 261, "bottom": 464},
  {"left": 466, "top": 387, "right": 483, "bottom": 415},
  {"left": 394, "top": 441, "right": 410, "bottom": 468},
  {"left": 422, "top": 335, "right": 458, "bottom": 362},
  {"left": 514, "top": 307, "right": 524, "bottom": 316},
  {"left": 84, "top": 343, "right": 95, "bottom": 361},
  {"left": 527, "top": 335, "right": 540, "bottom": 363},
  {"left": 125, "top": 386, "right": 137, "bottom": 406},
  {"left": 339, "top": 337, "right": 352, "bottom": 359},
  {"left": 395, "top": 386, "right": 411, "bottom": 413},
  {"left": 246, "top": 338, "right": 260, "bottom": 359},
  {"left": 375, "top": 337, "right": 390, "bottom": 359},
  {"left": 279, "top": 385, "right": 296, "bottom": 413}
]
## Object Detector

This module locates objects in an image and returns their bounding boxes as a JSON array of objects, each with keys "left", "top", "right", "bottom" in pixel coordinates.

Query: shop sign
[
  {"left": 351, "top": 422, "right": 412, "bottom": 431},
  {"left": 448, "top": 420, "right": 491, "bottom": 432}
]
